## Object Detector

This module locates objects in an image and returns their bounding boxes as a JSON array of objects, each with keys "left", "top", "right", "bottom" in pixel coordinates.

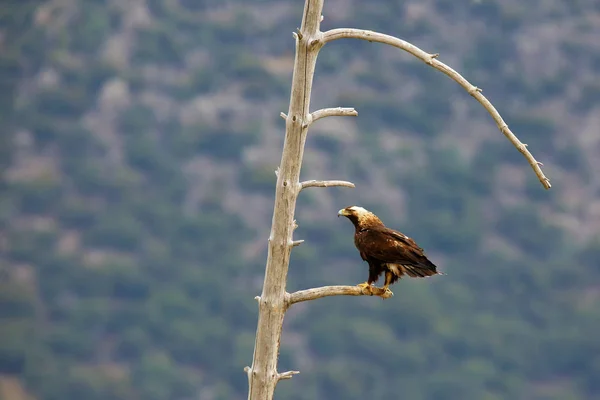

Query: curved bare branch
[
  {"left": 287, "top": 285, "right": 393, "bottom": 306},
  {"left": 322, "top": 28, "right": 551, "bottom": 189},
  {"left": 310, "top": 107, "right": 358, "bottom": 124}
]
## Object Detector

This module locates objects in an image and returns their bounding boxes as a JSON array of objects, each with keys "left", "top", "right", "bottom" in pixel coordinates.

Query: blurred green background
[{"left": 1, "top": 0, "right": 599, "bottom": 399}]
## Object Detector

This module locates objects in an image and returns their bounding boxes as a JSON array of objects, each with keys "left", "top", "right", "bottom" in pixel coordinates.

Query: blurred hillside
[{"left": 1, "top": 0, "right": 600, "bottom": 399}]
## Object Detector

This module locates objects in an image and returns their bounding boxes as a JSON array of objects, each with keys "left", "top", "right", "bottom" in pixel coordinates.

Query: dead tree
[{"left": 245, "top": 0, "right": 551, "bottom": 399}]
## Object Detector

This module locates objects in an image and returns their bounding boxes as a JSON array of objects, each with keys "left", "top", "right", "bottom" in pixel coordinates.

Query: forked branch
[
  {"left": 277, "top": 370, "right": 300, "bottom": 381},
  {"left": 287, "top": 285, "right": 393, "bottom": 306},
  {"left": 322, "top": 28, "right": 551, "bottom": 189}
]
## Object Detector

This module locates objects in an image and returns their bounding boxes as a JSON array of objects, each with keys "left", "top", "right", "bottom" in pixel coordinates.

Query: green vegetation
[{"left": 1, "top": 0, "right": 598, "bottom": 399}]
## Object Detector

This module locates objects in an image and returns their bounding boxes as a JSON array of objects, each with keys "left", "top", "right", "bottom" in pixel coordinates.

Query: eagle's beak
[{"left": 338, "top": 208, "right": 346, "bottom": 217}]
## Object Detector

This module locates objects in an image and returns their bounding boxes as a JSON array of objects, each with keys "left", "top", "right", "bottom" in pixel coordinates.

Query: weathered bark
[{"left": 245, "top": 1, "right": 326, "bottom": 399}]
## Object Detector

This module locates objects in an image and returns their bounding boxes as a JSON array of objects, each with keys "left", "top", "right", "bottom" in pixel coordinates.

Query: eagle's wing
[
  {"left": 359, "top": 227, "right": 438, "bottom": 277},
  {"left": 360, "top": 227, "right": 423, "bottom": 262}
]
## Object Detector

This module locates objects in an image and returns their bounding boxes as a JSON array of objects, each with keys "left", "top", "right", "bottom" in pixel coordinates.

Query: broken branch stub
[{"left": 300, "top": 180, "right": 356, "bottom": 191}]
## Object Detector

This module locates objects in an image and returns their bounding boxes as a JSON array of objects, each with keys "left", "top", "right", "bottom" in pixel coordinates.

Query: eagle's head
[{"left": 338, "top": 206, "right": 384, "bottom": 228}]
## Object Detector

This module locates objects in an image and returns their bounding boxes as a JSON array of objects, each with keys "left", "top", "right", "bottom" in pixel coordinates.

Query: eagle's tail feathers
[
  {"left": 402, "top": 259, "right": 439, "bottom": 278},
  {"left": 387, "top": 260, "right": 440, "bottom": 280},
  {"left": 404, "top": 265, "right": 433, "bottom": 278}
]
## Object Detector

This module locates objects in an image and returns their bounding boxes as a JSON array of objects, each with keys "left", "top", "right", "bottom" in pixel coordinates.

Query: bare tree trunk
[
  {"left": 245, "top": 2, "right": 326, "bottom": 399},
  {"left": 246, "top": 0, "right": 551, "bottom": 398}
]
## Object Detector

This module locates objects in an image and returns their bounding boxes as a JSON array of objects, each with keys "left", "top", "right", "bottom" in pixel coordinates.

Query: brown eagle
[{"left": 338, "top": 206, "right": 440, "bottom": 295}]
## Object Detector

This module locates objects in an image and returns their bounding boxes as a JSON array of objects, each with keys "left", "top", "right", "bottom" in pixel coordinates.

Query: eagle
[{"left": 338, "top": 205, "right": 440, "bottom": 296}]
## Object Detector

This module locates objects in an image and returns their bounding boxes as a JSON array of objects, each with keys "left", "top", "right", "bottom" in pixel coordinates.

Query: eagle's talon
[
  {"left": 357, "top": 281, "right": 373, "bottom": 295},
  {"left": 383, "top": 288, "right": 394, "bottom": 298}
]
